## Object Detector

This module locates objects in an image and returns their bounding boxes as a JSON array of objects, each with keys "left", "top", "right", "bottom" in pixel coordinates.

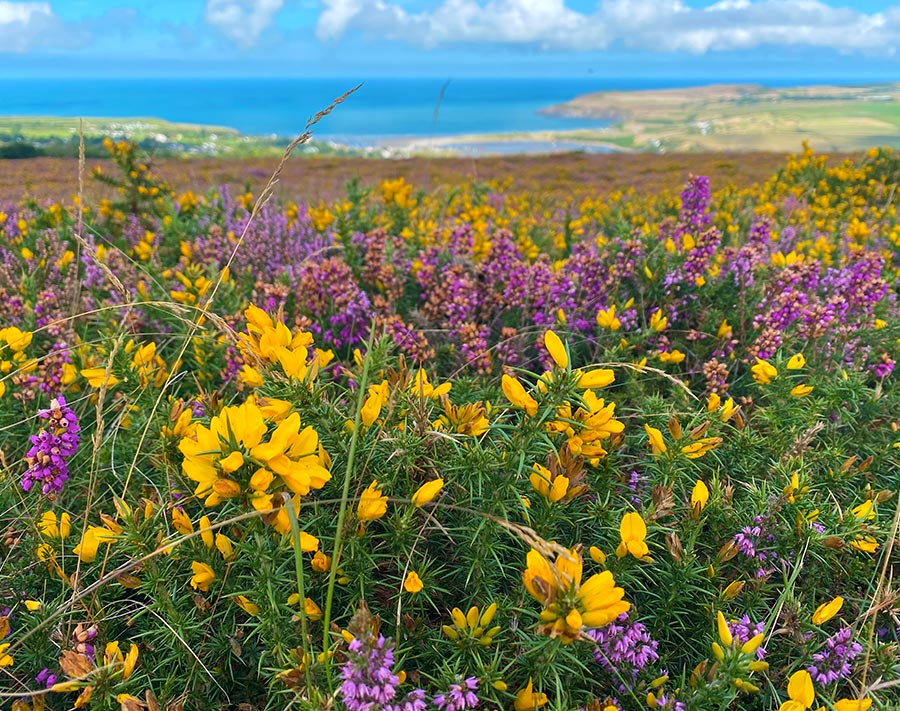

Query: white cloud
[
  {"left": 0, "top": 1, "right": 73, "bottom": 52},
  {"left": 316, "top": 0, "right": 606, "bottom": 47},
  {"left": 205, "top": 0, "right": 285, "bottom": 48},
  {"left": 313, "top": 0, "right": 900, "bottom": 54},
  {"left": 0, "top": 0, "right": 47, "bottom": 22}
]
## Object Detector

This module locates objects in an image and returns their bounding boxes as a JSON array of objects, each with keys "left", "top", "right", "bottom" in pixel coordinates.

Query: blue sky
[{"left": 4, "top": 0, "right": 900, "bottom": 78}]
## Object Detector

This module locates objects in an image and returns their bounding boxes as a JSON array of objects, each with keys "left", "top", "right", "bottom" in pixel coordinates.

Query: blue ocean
[{"left": 0, "top": 77, "right": 830, "bottom": 140}]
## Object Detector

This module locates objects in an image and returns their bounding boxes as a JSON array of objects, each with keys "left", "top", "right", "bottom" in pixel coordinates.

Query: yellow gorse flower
[
  {"left": 409, "top": 369, "right": 451, "bottom": 399},
  {"left": 361, "top": 380, "right": 390, "bottom": 427},
  {"left": 787, "top": 353, "right": 806, "bottom": 369},
  {"left": 852, "top": 500, "right": 876, "bottom": 520},
  {"left": 178, "top": 400, "right": 331, "bottom": 511},
  {"left": 199, "top": 515, "right": 214, "bottom": 550},
  {"left": 645, "top": 424, "right": 667, "bottom": 454},
  {"left": 723, "top": 581, "right": 745, "bottom": 599},
  {"left": 190, "top": 561, "right": 215, "bottom": 592},
  {"left": 0, "top": 326, "right": 32, "bottom": 352},
  {"left": 403, "top": 571, "right": 424, "bottom": 594},
  {"left": 311, "top": 550, "right": 331, "bottom": 572},
  {"left": 719, "top": 397, "right": 740, "bottom": 422},
  {"left": 514, "top": 678, "right": 548, "bottom": 711},
  {"left": 717, "top": 319, "right": 733, "bottom": 339},
  {"left": 575, "top": 368, "right": 615, "bottom": 389},
  {"left": 171, "top": 507, "right": 193, "bottom": 535},
  {"left": 658, "top": 350, "right": 686, "bottom": 364},
  {"left": 442, "top": 602, "right": 501, "bottom": 647},
  {"left": 691, "top": 480, "right": 710, "bottom": 516},
  {"left": 237, "top": 304, "right": 321, "bottom": 384},
  {"left": 411, "top": 478, "right": 443, "bottom": 507},
  {"left": 543, "top": 329, "right": 569, "bottom": 369},
  {"left": 80, "top": 367, "right": 120, "bottom": 389},
  {"left": 39, "top": 511, "right": 71, "bottom": 539},
  {"left": 680, "top": 437, "right": 722, "bottom": 459},
  {"left": 502, "top": 374, "right": 538, "bottom": 416},
  {"left": 302, "top": 597, "right": 323, "bottom": 620},
  {"left": 0, "top": 642, "right": 12, "bottom": 668},
  {"left": 596, "top": 305, "right": 621, "bottom": 331},
  {"left": 128, "top": 340, "right": 168, "bottom": 388},
  {"left": 850, "top": 536, "right": 878, "bottom": 553},
  {"left": 784, "top": 472, "right": 808, "bottom": 504},
  {"left": 529, "top": 463, "right": 570, "bottom": 503},
  {"left": 233, "top": 595, "right": 260, "bottom": 615},
  {"left": 433, "top": 398, "right": 490, "bottom": 437},
  {"left": 812, "top": 596, "right": 843, "bottom": 625},
  {"left": 616, "top": 512, "right": 650, "bottom": 560},
  {"left": 523, "top": 545, "right": 630, "bottom": 644},
  {"left": 215, "top": 533, "right": 234, "bottom": 560},
  {"left": 791, "top": 384, "right": 814, "bottom": 397},
  {"left": 122, "top": 643, "right": 139, "bottom": 679},
  {"left": 716, "top": 611, "right": 733, "bottom": 646},
  {"left": 751, "top": 358, "right": 778, "bottom": 385},
  {"left": 778, "top": 669, "right": 815, "bottom": 711},
  {"left": 357, "top": 480, "right": 388, "bottom": 522},
  {"left": 73, "top": 525, "right": 118, "bottom": 563},
  {"left": 546, "top": 390, "right": 624, "bottom": 459}
]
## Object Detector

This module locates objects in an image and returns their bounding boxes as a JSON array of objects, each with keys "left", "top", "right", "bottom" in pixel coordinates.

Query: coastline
[
  {"left": 0, "top": 115, "right": 631, "bottom": 158},
  {"left": 3, "top": 80, "right": 900, "bottom": 158}
]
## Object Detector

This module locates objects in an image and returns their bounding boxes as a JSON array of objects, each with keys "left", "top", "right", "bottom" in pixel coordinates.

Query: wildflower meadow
[{"left": 0, "top": 140, "right": 898, "bottom": 711}]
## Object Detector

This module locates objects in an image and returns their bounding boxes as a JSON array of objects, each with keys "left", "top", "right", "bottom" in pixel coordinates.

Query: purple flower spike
[
  {"left": 433, "top": 677, "right": 479, "bottom": 711},
  {"left": 337, "top": 633, "right": 428, "bottom": 711},
  {"left": 21, "top": 396, "right": 80, "bottom": 496},
  {"left": 807, "top": 626, "right": 862, "bottom": 684},
  {"left": 586, "top": 613, "right": 659, "bottom": 693}
]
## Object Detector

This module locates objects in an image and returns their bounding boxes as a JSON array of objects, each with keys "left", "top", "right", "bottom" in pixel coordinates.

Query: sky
[{"left": 3, "top": 0, "right": 900, "bottom": 78}]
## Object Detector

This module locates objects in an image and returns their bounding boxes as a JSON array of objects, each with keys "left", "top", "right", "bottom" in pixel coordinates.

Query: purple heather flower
[
  {"left": 586, "top": 613, "right": 659, "bottom": 693},
  {"left": 733, "top": 526, "right": 761, "bottom": 558},
  {"left": 725, "top": 217, "right": 772, "bottom": 288},
  {"left": 36, "top": 667, "right": 59, "bottom": 688},
  {"left": 871, "top": 353, "right": 895, "bottom": 380},
  {"left": 21, "top": 396, "right": 80, "bottom": 496},
  {"left": 295, "top": 256, "right": 374, "bottom": 351},
  {"left": 191, "top": 186, "right": 328, "bottom": 283},
  {"left": 807, "top": 626, "right": 862, "bottom": 685},
  {"left": 622, "top": 470, "right": 647, "bottom": 507},
  {"left": 726, "top": 615, "right": 767, "bottom": 659},
  {"left": 651, "top": 693, "right": 687, "bottom": 711},
  {"left": 433, "top": 677, "right": 479, "bottom": 711},
  {"left": 338, "top": 634, "right": 427, "bottom": 711}
]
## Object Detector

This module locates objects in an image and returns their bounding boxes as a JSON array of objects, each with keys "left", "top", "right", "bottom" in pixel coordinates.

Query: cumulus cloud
[
  {"left": 205, "top": 0, "right": 285, "bottom": 48},
  {"left": 0, "top": 1, "right": 85, "bottom": 52},
  {"left": 313, "top": 0, "right": 900, "bottom": 54},
  {"left": 318, "top": 0, "right": 600, "bottom": 47}
]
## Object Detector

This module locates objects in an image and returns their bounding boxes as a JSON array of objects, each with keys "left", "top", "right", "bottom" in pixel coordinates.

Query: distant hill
[{"left": 537, "top": 83, "right": 900, "bottom": 152}]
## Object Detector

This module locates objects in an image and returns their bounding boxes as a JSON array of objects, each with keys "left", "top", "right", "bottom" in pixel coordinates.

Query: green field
[
  {"left": 535, "top": 83, "right": 900, "bottom": 152},
  {"left": 0, "top": 116, "right": 359, "bottom": 158}
]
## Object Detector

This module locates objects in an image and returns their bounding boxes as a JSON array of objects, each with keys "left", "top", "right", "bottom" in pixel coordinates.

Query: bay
[{"left": 0, "top": 76, "right": 830, "bottom": 140}]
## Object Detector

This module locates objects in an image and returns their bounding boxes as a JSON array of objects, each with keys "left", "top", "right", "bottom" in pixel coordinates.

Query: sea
[{"left": 0, "top": 76, "right": 834, "bottom": 143}]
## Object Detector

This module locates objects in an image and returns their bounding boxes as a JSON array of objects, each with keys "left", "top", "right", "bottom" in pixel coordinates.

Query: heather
[{"left": 0, "top": 141, "right": 898, "bottom": 711}]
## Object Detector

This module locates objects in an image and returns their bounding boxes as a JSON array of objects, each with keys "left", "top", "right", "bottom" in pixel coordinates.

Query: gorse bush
[{"left": 0, "top": 140, "right": 898, "bottom": 711}]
